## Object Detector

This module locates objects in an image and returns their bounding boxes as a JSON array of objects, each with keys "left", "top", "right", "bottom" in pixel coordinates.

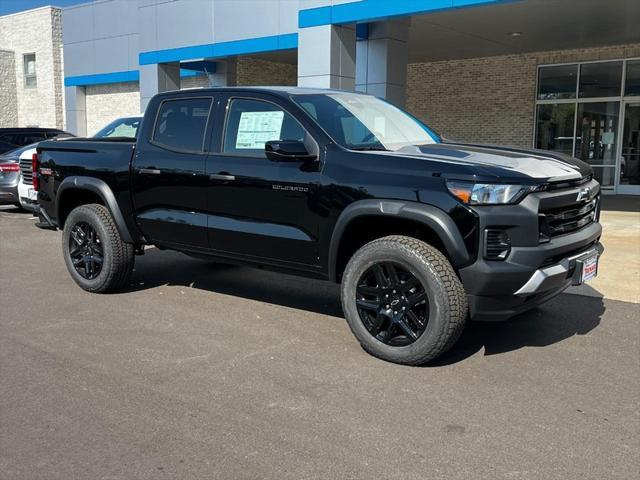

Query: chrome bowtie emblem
[{"left": 576, "top": 187, "right": 591, "bottom": 202}]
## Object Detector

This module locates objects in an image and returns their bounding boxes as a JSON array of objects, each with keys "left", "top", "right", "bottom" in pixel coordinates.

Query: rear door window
[
  {"left": 152, "top": 98, "right": 213, "bottom": 152},
  {"left": 0, "top": 134, "right": 18, "bottom": 145},
  {"left": 20, "top": 133, "right": 47, "bottom": 144}
]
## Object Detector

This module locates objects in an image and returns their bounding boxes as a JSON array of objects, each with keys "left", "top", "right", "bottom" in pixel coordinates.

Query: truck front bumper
[{"left": 458, "top": 181, "right": 603, "bottom": 321}]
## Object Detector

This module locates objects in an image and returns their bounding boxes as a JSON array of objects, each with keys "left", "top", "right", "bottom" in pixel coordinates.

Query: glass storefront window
[
  {"left": 625, "top": 60, "right": 640, "bottom": 96},
  {"left": 591, "top": 167, "right": 616, "bottom": 188},
  {"left": 537, "top": 65, "right": 578, "bottom": 100},
  {"left": 535, "top": 103, "right": 575, "bottom": 155},
  {"left": 535, "top": 59, "right": 640, "bottom": 191},
  {"left": 621, "top": 102, "right": 640, "bottom": 185},
  {"left": 579, "top": 61, "right": 623, "bottom": 98}
]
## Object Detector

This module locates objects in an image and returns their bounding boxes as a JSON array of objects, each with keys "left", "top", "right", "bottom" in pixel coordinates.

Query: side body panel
[
  {"left": 36, "top": 139, "right": 142, "bottom": 242},
  {"left": 131, "top": 92, "right": 216, "bottom": 247},
  {"left": 204, "top": 92, "right": 328, "bottom": 270}
]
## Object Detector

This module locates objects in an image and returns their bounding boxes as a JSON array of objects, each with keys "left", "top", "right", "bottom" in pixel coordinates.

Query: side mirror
[{"left": 265, "top": 140, "right": 317, "bottom": 162}]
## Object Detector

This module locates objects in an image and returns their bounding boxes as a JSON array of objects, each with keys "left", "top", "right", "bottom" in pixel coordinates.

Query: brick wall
[
  {"left": 0, "top": 7, "right": 64, "bottom": 129},
  {"left": 0, "top": 50, "right": 18, "bottom": 127},
  {"left": 406, "top": 43, "right": 640, "bottom": 148},
  {"left": 180, "top": 58, "right": 298, "bottom": 87},
  {"left": 180, "top": 75, "right": 210, "bottom": 89},
  {"left": 85, "top": 82, "right": 141, "bottom": 136},
  {"left": 237, "top": 57, "right": 297, "bottom": 86}
]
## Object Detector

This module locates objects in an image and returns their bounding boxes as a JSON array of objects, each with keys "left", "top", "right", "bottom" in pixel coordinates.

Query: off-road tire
[
  {"left": 341, "top": 235, "right": 467, "bottom": 365},
  {"left": 62, "top": 203, "right": 134, "bottom": 293}
]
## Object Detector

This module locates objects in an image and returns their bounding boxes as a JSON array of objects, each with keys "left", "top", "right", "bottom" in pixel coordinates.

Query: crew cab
[{"left": 33, "top": 87, "right": 603, "bottom": 365}]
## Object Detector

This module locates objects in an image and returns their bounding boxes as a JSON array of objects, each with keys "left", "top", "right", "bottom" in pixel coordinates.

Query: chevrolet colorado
[{"left": 33, "top": 87, "right": 603, "bottom": 365}]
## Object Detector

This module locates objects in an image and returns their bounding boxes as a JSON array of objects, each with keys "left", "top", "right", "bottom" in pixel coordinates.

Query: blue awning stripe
[{"left": 138, "top": 33, "right": 298, "bottom": 66}]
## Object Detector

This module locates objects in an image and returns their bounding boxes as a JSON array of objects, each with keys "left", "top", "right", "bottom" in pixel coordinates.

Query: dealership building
[{"left": 2, "top": 0, "right": 640, "bottom": 194}]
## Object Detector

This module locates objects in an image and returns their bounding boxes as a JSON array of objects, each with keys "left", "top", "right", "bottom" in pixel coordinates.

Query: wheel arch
[
  {"left": 56, "top": 176, "right": 133, "bottom": 243},
  {"left": 328, "top": 199, "right": 472, "bottom": 282}
]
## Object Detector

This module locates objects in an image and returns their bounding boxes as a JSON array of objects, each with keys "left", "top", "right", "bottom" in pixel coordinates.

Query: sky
[{"left": 0, "top": 0, "right": 90, "bottom": 16}]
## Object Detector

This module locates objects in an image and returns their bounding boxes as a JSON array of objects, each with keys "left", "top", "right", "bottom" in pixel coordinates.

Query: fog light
[{"left": 484, "top": 229, "right": 511, "bottom": 260}]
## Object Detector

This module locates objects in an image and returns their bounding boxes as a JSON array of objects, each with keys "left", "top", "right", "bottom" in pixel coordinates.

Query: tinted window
[
  {"left": 579, "top": 61, "right": 623, "bottom": 98},
  {"left": 0, "top": 134, "right": 18, "bottom": 144},
  {"left": 20, "top": 134, "right": 47, "bottom": 144},
  {"left": 223, "top": 99, "right": 305, "bottom": 156},
  {"left": 153, "top": 98, "right": 212, "bottom": 152},
  {"left": 537, "top": 65, "right": 578, "bottom": 100},
  {"left": 625, "top": 60, "right": 640, "bottom": 96},
  {"left": 535, "top": 103, "right": 576, "bottom": 155}
]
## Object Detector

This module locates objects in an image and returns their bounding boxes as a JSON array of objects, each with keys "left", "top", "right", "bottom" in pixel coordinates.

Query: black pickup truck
[{"left": 34, "top": 87, "right": 603, "bottom": 365}]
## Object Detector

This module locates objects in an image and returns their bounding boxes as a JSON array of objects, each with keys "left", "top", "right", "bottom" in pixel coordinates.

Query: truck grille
[
  {"left": 19, "top": 157, "right": 32, "bottom": 185},
  {"left": 539, "top": 197, "right": 598, "bottom": 238}
]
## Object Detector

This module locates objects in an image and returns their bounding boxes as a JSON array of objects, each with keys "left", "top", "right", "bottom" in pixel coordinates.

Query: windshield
[
  {"left": 94, "top": 117, "right": 141, "bottom": 139},
  {"left": 292, "top": 93, "right": 439, "bottom": 151}
]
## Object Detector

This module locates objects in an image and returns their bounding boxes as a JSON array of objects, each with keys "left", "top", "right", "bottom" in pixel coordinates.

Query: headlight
[{"left": 446, "top": 181, "right": 538, "bottom": 205}]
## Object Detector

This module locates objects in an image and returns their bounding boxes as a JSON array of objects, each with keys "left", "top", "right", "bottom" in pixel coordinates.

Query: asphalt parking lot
[{"left": 0, "top": 206, "right": 638, "bottom": 480}]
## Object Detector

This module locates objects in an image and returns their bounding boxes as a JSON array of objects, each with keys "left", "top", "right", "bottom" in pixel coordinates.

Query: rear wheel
[
  {"left": 341, "top": 235, "right": 467, "bottom": 365},
  {"left": 62, "top": 204, "right": 134, "bottom": 293}
]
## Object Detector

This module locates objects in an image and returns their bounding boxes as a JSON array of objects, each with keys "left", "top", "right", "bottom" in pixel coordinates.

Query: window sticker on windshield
[{"left": 235, "top": 111, "right": 284, "bottom": 149}]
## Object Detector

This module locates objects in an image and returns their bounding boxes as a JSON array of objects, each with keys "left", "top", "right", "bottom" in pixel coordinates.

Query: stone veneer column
[
  {"left": 297, "top": 24, "right": 356, "bottom": 90},
  {"left": 355, "top": 19, "right": 409, "bottom": 107}
]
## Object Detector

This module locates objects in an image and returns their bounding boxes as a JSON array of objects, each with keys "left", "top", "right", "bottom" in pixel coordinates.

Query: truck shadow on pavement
[
  {"left": 128, "top": 248, "right": 605, "bottom": 366},
  {"left": 429, "top": 294, "right": 605, "bottom": 366}
]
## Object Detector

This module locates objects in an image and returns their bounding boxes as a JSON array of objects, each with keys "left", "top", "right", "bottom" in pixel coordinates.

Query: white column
[
  {"left": 298, "top": 24, "right": 356, "bottom": 90},
  {"left": 64, "top": 86, "right": 87, "bottom": 137},
  {"left": 355, "top": 19, "right": 409, "bottom": 107},
  {"left": 140, "top": 62, "right": 180, "bottom": 111},
  {"left": 209, "top": 59, "right": 237, "bottom": 87}
]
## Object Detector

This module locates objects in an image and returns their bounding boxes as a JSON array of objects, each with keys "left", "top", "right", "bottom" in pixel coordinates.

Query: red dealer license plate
[{"left": 581, "top": 254, "right": 599, "bottom": 283}]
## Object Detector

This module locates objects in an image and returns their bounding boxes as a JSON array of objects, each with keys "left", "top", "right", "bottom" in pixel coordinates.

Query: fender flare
[
  {"left": 56, "top": 176, "right": 133, "bottom": 243},
  {"left": 328, "top": 199, "right": 471, "bottom": 281}
]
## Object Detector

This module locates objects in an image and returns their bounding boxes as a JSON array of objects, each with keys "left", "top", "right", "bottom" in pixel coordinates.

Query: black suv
[
  {"left": 33, "top": 87, "right": 603, "bottom": 365},
  {"left": 0, "top": 128, "right": 70, "bottom": 154}
]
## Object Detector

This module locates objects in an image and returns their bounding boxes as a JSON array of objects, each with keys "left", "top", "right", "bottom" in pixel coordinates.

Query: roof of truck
[{"left": 159, "top": 86, "right": 364, "bottom": 97}]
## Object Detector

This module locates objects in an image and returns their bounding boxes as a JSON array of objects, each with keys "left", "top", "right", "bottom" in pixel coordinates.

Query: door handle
[
  {"left": 140, "top": 168, "right": 161, "bottom": 175},
  {"left": 209, "top": 173, "right": 236, "bottom": 181}
]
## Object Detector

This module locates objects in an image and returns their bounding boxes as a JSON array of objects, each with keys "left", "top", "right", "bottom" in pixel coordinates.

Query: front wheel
[
  {"left": 341, "top": 235, "right": 467, "bottom": 365},
  {"left": 62, "top": 203, "right": 134, "bottom": 293}
]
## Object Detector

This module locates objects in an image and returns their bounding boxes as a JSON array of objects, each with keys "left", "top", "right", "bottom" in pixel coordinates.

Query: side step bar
[{"left": 33, "top": 205, "right": 57, "bottom": 230}]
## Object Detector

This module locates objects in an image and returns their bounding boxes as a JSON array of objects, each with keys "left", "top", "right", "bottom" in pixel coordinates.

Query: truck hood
[{"left": 395, "top": 142, "right": 591, "bottom": 183}]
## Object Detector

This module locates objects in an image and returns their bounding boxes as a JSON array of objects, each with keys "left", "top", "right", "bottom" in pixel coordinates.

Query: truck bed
[{"left": 36, "top": 139, "right": 137, "bottom": 234}]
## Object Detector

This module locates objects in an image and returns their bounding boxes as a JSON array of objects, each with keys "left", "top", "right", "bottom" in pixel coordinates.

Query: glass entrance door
[
  {"left": 618, "top": 101, "right": 640, "bottom": 194},
  {"left": 574, "top": 102, "right": 619, "bottom": 188}
]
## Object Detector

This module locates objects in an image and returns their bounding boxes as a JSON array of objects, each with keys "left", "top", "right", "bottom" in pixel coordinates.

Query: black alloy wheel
[
  {"left": 355, "top": 262, "right": 429, "bottom": 346},
  {"left": 68, "top": 221, "right": 104, "bottom": 280}
]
